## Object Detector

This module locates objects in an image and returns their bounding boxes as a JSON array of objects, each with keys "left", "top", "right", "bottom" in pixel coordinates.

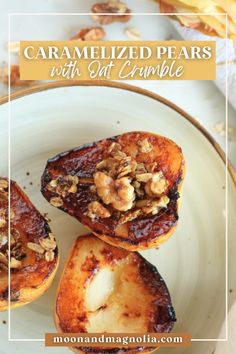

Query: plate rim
[{"left": 0, "top": 79, "right": 235, "bottom": 187}]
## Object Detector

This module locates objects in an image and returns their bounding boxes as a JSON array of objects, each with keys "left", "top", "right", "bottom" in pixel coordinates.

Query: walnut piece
[
  {"left": 91, "top": 1, "right": 132, "bottom": 25},
  {"left": 71, "top": 27, "right": 106, "bottom": 41},
  {"left": 94, "top": 172, "right": 134, "bottom": 211},
  {"left": 145, "top": 172, "right": 169, "bottom": 197},
  {"left": 87, "top": 201, "right": 111, "bottom": 220}
]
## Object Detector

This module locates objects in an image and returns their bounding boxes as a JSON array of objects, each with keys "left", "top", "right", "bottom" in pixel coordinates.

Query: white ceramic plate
[{"left": 0, "top": 82, "right": 236, "bottom": 354}]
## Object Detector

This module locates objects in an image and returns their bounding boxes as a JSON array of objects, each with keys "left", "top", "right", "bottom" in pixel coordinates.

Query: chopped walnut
[
  {"left": 114, "top": 177, "right": 135, "bottom": 211},
  {"left": 87, "top": 201, "right": 111, "bottom": 220},
  {"left": 0, "top": 65, "right": 34, "bottom": 87},
  {"left": 94, "top": 172, "right": 114, "bottom": 205},
  {"left": 145, "top": 172, "right": 169, "bottom": 197},
  {"left": 91, "top": 1, "right": 132, "bottom": 25},
  {"left": 94, "top": 172, "right": 134, "bottom": 211},
  {"left": 71, "top": 27, "right": 106, "bottom": 41},
  {"left": 138, "top": 138, "right": 153, "bottom": 153}
]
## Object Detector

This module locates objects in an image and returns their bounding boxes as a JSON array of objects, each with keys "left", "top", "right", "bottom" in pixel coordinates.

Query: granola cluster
[
  {"left": 47, "top": 175, "right": 79, "bottom": 207},
  {"left": 87, "top": 139, "right": 170, "bottom": 222}
]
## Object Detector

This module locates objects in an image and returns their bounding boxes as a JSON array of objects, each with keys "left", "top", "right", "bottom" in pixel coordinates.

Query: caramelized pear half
[
  {"left": 0, "top": 178, "right": 59, "bottom": 310},
  {"left": 41, "top": 132, "right": 184, "bottom": 250},
  {"left": 55, "top": 234, "right": 176, "bottom": 354}
]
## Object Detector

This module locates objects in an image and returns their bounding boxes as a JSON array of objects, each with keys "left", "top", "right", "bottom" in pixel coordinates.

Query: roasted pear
[
  {"left": 41, "top": 131, "right": 185, "bottom": 251},
  {"left": 0, "top": 178, "right": 59, "bottom": 310},
  {"left": 55, "top": 234, "right": 176, "bottom": 354}
]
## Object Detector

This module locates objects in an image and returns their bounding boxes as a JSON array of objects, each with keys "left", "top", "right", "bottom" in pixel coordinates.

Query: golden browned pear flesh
[{"left": 55, "top": 234, "right": 176, "bottom": 354}]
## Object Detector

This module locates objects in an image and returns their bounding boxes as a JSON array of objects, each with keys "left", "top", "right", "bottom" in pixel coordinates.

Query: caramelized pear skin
[
  {"left": 55, "top": 235, "right": 176, "bottom": 354},
  {"left": 41, "top": 132, "right": 184, "bottom": 250},
  {"left": 0, "top": 178, "right": 58, "bottom": 310}
]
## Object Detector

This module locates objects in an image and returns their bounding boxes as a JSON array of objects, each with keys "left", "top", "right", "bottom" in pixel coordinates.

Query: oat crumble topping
[{"left": 46, "top": 138, "right": 170, "bottom": 224}]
